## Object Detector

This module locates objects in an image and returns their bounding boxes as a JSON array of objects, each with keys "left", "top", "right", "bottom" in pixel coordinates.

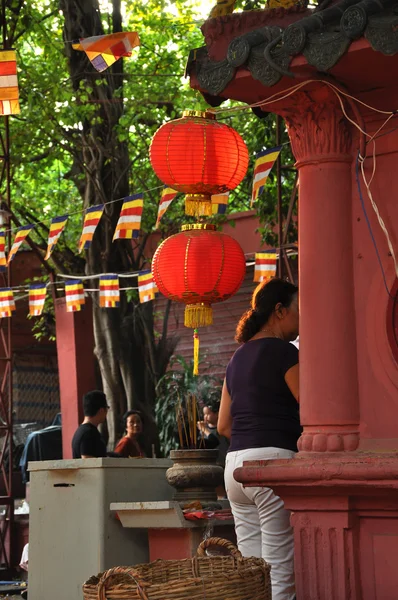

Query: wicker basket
[{"left": 83, "top": 537, "right": 271, "bottom": 600}]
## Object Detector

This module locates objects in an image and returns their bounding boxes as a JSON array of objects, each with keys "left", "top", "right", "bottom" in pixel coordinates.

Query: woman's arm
[
  {"left": 285, "top": 363, "right": 299, "bottom": 402},
  {"left": 217, "top": 379, "right": 232, "bottom": 439}
]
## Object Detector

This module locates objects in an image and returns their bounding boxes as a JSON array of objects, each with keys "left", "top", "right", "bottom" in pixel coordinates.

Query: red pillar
[
  {"left": 54, "top": 297, "right": 96, "bottom": 458},
  {"left": 282, "top": 86, "right": 360, "bottom": 452}
]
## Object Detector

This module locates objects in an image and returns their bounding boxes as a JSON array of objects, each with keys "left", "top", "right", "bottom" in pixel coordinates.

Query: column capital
[{"left": 276, "top": 86, "right": 353, "bottom": 166}]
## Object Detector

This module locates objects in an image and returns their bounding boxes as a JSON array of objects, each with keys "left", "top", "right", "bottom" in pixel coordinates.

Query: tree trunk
[{"left": 59, "top": 0, "right": 178, "bottom": 452}]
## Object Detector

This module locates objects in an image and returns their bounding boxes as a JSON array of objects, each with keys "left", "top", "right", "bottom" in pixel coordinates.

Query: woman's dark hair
[
  {"left": 123, "top": 410, "right": 143, "bottom": 429},
  {"left": 235, "top": 278, "right": 298, "bottom": 344}
]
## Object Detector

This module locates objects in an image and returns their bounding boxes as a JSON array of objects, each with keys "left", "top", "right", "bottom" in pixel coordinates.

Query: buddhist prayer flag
[
  {"left": 211, "top": 192, "right": 229, "bottom": 215},
  {"left": 45, "top": 215, "right": 68, "bottom": 260},
  {"left": 155, "top": 187, "right": 178, "bottom": 228},
  {"left": 254, "top": 251, "right": 277, "bottom": 283},
  {"left": 0, "top": 230, "right": 6, "bottom": 272},
  {"left": 113, "top": 194, "right": 143, "bottom": 241},
  {"left": 8, "top": 224, "right": 34, "bottom": 265},
  {"left": 251, "top": 146, "right": 281, "bottom": 207},
  {"left": 0, "top": 288, "right": 15, "bottom": 318},
  {"left": 72, "top": 32, "right": 140, "bottom": 73},
  {"left": 0, "top": 50, "right": 20, "bottom": 116},
  {"left": 99, "top": 274, "right": 120, "bottom": 308},
  {"left": 78, "top": 204, "right": 104, "bottom": 253},
  {"left": 65, "top": 279, "right": 85, "bottom": 312},
  {"left": 29, "top": 283, "right": 47, "bottom": 316},
  {"left": 138, "top": 270, "right": 158, "bottom": 303}
]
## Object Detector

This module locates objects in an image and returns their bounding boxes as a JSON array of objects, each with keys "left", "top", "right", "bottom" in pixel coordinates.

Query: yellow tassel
[
  {"left": 184, "top": 304, "right": 213, "bottom": 328},
  {"left": 185, "top": 194, "right": 213, "bottom": 217},
  {"left": 193, "top": 329, "right": 199, "bottom": 376}
]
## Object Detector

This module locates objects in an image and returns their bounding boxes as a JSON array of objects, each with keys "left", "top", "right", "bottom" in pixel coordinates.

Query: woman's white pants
[{"left": 225, "top": 447, "right": 296, "bottom": 600}]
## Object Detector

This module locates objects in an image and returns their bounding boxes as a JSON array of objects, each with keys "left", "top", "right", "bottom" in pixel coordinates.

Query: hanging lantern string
[{"left": 193, "top": 329, "right": 200, "bottom": 376}]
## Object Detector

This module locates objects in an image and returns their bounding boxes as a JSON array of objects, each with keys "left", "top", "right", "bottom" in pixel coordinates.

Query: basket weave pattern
[{"left": 83, "top": 537, "right": 271, "bottom": 600}]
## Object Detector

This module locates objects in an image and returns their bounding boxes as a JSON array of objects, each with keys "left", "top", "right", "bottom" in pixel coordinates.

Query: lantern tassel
[
  {"left": 193, "top": 329, "right": 199, "bottom": 376},
  {"left": 185, "top": 304, "right": 213, "bottom": 328},
  {"left": 185, "top": 194, "right": 213, "bottom": 217}
]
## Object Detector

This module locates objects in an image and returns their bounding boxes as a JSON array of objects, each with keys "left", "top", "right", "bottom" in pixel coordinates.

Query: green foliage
[
  {"left": 155, "top": 354, "right": 223, "bottom": 457},
  {"left": 4, "top": 0, "right": 296, "bottom": 253}
]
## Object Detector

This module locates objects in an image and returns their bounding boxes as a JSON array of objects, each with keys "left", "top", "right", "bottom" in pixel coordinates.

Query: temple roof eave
[{"left": 187, "top": 2, "right": 398, "bottom": 107}]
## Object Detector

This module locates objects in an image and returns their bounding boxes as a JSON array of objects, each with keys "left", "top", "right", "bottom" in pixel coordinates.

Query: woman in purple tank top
[{"left": 218, "top": 278, "right": 299, "bottom": 600}]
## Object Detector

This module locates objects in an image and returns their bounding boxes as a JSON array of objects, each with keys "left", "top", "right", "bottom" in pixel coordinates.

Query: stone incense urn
[{"left": 166, "top": 449, "right": 224, "bottom": 503}]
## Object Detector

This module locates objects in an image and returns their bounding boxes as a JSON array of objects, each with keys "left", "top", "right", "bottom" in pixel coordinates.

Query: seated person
[
  {"left": 114, "top": 410, "right": 146, "bottom": 458},
  {"left": 71, "top": 390, "right": 109, "bottom": 458},
  {"left": 197, "top": 401, "right": 229, "bottom": 467}
]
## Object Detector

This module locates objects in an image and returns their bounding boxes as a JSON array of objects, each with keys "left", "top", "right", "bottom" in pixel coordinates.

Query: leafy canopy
[{"left": 8, "top": 0, "right": 295, "bottom": 256}]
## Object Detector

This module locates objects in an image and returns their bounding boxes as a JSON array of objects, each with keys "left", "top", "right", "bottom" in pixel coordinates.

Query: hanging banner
[
  {"left": 0, "top": 287, "right": 15, "bottom": 318},
  {"left": 113, "top": 194, "right": 144, "bottom": 241},
  {"left": 211, "top": 191, "right": 229, "bottom": 215},
  {"left": 78, "top": 204, "right": 104, "bottom": 254},
  {"left": 8, "top": 224, "right": 34, "bottom": 265},
  {"left": 251, "top": 146, "right": 282, "bottom": 207},
  {"left": 138, "top": 270, "right": 158, "bottom": 303},
  {"left": 72, "top": 32, "right": 140, "bottom": 73},
  {"left": 254, "top": 251, "right": 277, "bottom": 283},
  {"left": 65, "top": 279, "right": 85, "bottom": 312},
  {"left": 99, "top": 274, "right": 120, "bottom": 308},
  {"left": 29, "top": 283, "right": 47, "bottom": 316},
  {"left": 45, "top": 215, "right": 68, "bottom": 260},
  {"left": 0, "top": 50, "right": 20, "bottom": 116},
  {"left": 0, "top": 230, "right": 6, "bottom": 272},
  {"left": 155, "top": 186, "right": 178, "bottom": 228}
]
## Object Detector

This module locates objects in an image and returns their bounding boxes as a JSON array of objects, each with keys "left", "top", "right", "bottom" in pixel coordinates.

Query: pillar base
[{"left": 234, "top": 452, "right": 398, "bottom": 600}]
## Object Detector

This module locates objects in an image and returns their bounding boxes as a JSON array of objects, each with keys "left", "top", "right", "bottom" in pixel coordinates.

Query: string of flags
[
  {"left": 1, "top": 45, "right": 282, "bottom": 262},
  {"left": 0, "top": 247, "right": 283, "bottom": 318},
  {"left": 99, "top": 275, "right": 120, "bottom": 308},
  {"left": 113, "top": 194, "right": 144, "bottom": 240},
  {"left": 78, "top": 204, "right": 105, "bottom": 253},
  {"left": 72, "top": 32, "right": 140, "bottom": 73},
  {"left": 0, "top": 50, "right": 20, "bottom": 116},
  {"left": 155, "top": 188, "right": 178, "bottom": 228},
  {"left": 138, "top": 270, "right": 158, "bottom": 303},
  {"left": 254, "top": 251, "right": 277, "bottom": 282},
  {"left": 251, "top": 146, "right": 282, "bottom": 207},
  {"left": 0, "top": 288, "right": 16, "bottom": 318},
  {"left": 0, "top": 185, "right": 238, "bottom": 266},
  {"left": 45, "top": 216, "right": 68, "bottom": 260},
  {"left": 28, "top": 283, "right": 47, "bottom": 316},
  {"left": 65, "top": 280, "right": 85, "bottom": 312},
  {"left": 0, "top": 32, "right": 140, "bottom": 119}
]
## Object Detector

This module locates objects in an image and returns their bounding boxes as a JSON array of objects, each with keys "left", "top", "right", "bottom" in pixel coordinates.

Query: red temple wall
[{"left": 351, "top": 96, "right": 398, "bottom": 448}]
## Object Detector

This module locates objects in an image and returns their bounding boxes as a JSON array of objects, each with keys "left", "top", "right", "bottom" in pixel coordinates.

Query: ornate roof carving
[{"left": 187, "top": 0, "right": 398, "bottom": 99}]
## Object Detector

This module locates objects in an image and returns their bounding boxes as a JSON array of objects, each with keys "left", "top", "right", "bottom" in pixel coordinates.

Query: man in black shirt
[{"left": 71, "top": 390, "right": 109, "bottom": 458}]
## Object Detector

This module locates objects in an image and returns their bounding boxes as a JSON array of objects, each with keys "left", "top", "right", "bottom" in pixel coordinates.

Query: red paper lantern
[
  {"left": 151, "top": 224, "right": 246, "bottom": 328},
  {"left": 149, "top": 110, "right": 249, "bottom": 217}
]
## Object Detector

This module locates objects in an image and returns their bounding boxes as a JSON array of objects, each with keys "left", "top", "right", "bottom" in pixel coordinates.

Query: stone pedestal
[
  {"left": 234, "top": 453, "right": 398, "bottom": 600},
  {"left": 28, "top": 458, "right": 173, "bottom": 600}
]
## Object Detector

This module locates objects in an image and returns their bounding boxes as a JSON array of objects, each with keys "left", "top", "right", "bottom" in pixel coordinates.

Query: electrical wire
[{"left": 355, "top": 154, "right": 393, "bottom": 297}]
